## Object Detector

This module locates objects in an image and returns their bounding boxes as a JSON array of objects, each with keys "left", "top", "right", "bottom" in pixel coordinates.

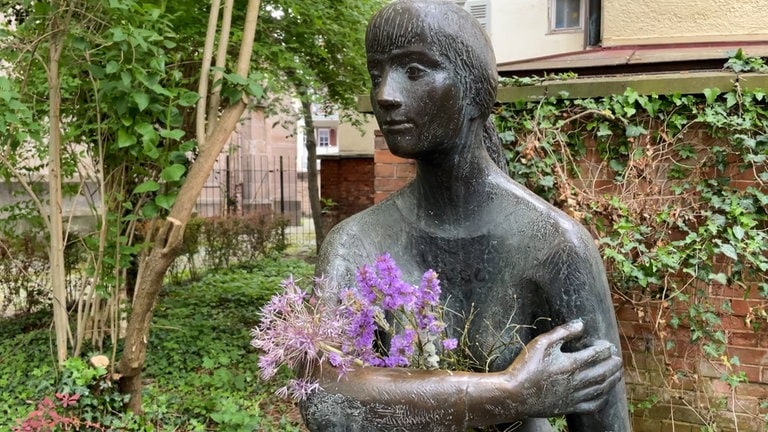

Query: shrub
[{"left": 0, "top": 233, "right": 49, "bottom": 316}]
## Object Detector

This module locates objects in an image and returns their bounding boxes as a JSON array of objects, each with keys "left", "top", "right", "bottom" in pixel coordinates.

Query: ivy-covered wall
[
  {"left": 372, "top": 65, "right": 768, "bottom": 430},
  {"left": 496, "top": 74, "right": 768, "bottom": 431}
]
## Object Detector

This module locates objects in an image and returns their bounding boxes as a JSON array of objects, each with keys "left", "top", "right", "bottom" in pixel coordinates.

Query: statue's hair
[
  {"left": 366, "top": 0, "right": 507, "bottom": 174},
  {"left": 366, "top": 0, "right": 497, "bottom": 119}
]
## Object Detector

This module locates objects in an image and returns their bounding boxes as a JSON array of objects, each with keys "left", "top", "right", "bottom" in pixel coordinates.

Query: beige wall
[
  {"left": 489, "top": 0, "right": 584, "bottom": 64},
  {"left": 603, "top": 0, "right": 768, "bottom": 46},
  {"left": 337, "top": 114, "right": 377, "bottom": 155}
]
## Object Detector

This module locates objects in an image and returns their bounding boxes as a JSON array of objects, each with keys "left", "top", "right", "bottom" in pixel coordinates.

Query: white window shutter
[{"left": 463, "top": 0, "right": 490, "bottom": 33}]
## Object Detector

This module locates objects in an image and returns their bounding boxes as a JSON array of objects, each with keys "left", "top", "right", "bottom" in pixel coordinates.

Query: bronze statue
[{"left": 300, "top": 1, "right": 630, "bottom": 430}]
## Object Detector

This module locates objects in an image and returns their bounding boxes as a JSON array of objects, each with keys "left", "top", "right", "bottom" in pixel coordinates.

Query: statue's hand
[{"left": 505, "top": 319, "right": 622, "bottom": 418}]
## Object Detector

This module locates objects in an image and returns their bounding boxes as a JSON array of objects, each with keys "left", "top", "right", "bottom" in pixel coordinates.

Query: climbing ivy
[{"left": 495, "top": 62, "right": 768, "bottom": 428}]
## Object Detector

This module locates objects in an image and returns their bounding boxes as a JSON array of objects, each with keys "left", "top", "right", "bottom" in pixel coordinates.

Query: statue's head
[{"left": 366, "top": 0, "right": 498, "bottom": 120}]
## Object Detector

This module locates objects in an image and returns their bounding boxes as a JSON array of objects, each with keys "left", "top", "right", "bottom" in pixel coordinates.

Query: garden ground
[{"left": 1, "top": 255, "right": 314, "bottom": 431}]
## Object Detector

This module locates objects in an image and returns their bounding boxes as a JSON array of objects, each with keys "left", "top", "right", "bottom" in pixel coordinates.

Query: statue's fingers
[
  {"left": 571, "top": 354, "right": 622, "bottom": 388},
  {"left": 570, "top": 395, "right": 611, "bottom": 414},
  {"left": 534, "top": 319, "right": 584, "bottom": 352},
  {"left": 562, "top": 339, "right": 615, "bottom": 369},
  {"left": 571, "top": 365, "right": 623, "bottom": 404}
]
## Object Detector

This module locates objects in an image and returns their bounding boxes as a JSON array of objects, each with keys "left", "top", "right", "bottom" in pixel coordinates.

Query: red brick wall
[
  {"left": 372, "top": 130, "right": 768, "bottom": 430},
  {"left": 319, "top": 155, "right": 374, "bottom": 228},
  {"left": 374, "top": 130, "right": 416, "bottom": 203}
]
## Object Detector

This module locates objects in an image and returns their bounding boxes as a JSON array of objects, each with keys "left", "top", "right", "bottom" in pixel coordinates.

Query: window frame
[
  {"left": 549, "top": 0, "right": 584, "bottom": 33},
  {"left": 317, "top": 128, "right": 331, "bottom": 147}
]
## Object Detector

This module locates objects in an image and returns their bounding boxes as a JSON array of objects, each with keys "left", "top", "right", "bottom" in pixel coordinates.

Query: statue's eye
[
  {"left": 369, "top": 72, "right": 382, "bottom": 86},
  {"left": 405, "top": 64, "right": 426, "bottom": 80}
]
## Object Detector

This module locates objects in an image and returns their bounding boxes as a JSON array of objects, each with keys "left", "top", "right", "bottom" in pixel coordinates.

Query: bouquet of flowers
[{"left": 250, "top": 253, "right": 458, "bottom": 400}]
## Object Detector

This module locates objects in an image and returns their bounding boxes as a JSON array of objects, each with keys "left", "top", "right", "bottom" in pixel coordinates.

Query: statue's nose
[{"left": 374, "top": 74, "right": 403, "bottom": 110}]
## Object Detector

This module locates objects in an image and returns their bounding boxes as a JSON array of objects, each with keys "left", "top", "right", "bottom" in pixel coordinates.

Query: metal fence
[{"left": 194, "top": 154, "right": 316, "bottom": 247}]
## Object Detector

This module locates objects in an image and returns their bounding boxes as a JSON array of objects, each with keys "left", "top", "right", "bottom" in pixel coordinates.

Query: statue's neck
[{"left": 404, "top": 124, "right": 499, "bottom": 228}]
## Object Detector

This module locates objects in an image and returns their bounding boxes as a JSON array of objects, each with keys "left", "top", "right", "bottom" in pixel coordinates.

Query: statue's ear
[
  {"left": 464, "top": 101, "right": 480, "bottom": 120},
  {"left": 467, "top": 104, "right": 483, "bottom": 121}
]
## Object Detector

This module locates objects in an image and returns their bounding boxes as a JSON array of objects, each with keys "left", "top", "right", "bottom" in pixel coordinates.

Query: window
[
  {"left": 455, "top": 0, "right": 490, "bottom": 33},
  {"left": 317, "top": 128, "right": 330, "bottom": 147},
  {"left": 551, "top": 0, "right": 582, "bottom": 31}
]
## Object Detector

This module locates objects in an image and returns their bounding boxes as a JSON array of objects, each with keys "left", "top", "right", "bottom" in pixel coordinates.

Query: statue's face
[{"left": 367, "top": 41, "right": 464, "bottom": 159}]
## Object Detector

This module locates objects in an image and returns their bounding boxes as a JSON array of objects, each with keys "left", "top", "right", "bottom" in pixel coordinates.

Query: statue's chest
[{"left": 394, "top": 234, "right": 540, "bottom": 371}]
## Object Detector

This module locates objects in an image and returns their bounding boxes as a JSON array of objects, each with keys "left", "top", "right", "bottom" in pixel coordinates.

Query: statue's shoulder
[
  {"left": 326, "top": 196, "right": 399, "bottom": 242},
  {"left": 494, "top": 176, "right": 594, "bottom": 248}
]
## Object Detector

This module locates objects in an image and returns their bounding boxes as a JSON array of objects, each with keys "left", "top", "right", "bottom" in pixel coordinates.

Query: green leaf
[
  {"left": 596, "top": 122, "right": 613, "bottom": 137},
  {"left": 143, "top": 141, "right": 160, "bottom": 159},
  {"left": 732, "top": 225, "right": 745, "bottom": 240},
  {"left": 709, "top": 273, "right": 728, "bottom": 285},
  {"left": 224, "top": 73, "right": 249, "bottom": 86},
  {"left": 247, "top": 82, "right": 264, "bottom": 99},
  {"left": 141, "top": 202, "right": 159, "bottom": 218},
  {"left": 159, "top": 129, "right": 185, "bottom": 140},
  {"left": 161, "top": 164, "right": 186, "bottom": 182},
  {"left": 180, "top": 140, "right": 197, "bottom": 152},
  {"left": 117, "top": 129, "right": 137, "bottom": 148},
  {"left": 106, "top": 61, "right": 120, "bottom": 74},
  {"left": 133, "top": 92, "right": 150, "bottom": 111},
  {"left": 719, "top": 244, "right": 737, "bottom": 260},
  {"left": 135, "top": 122, "right": 159, "bottom": 152},
  {"left": 703, "top": 88, "right": 720, "bottom": 105},
  {"left": 625, "top": 124, "right": 648, "bottom": 137},
  {"left": 609, "top": 159, "right": 625, "bottom": 172},
  {"left": 155, "top": 193, "right": 177, "bottom": 210},
  {"left": 111, "top": 27, "right": 127, "bottom": 42},
  {"left": 178, "top": 91, "right": 200, "bottom": 107},
  {"left": 133, "top": 180, "right": 160, "bottom": 194}
]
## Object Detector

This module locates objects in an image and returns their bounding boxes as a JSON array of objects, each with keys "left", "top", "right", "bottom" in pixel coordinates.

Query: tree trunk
[
  {"left": 117, "top": 0, "right": 261, "bottom": 413},
  {"left": 48, "top": 4, "right": 70, "bottom": 365},
  {"left": 301, "top": 98, "right": 325, "bottom": 252}
]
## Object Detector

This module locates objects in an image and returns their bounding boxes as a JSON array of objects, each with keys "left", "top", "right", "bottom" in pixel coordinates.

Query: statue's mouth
[{"left": 382, "top": 120, "right": 414, "bottom": 132}]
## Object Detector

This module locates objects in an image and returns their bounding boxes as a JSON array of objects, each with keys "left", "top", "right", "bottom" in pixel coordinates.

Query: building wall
[
  {"left": 336, "top": 114, "right": 377, "bottom": 156},
  {"left": 197, "top": 106, "right": 307, "bottom": 221},
  {"left": 602, "top": 0, "right": 768, "bottom": 46},
  {"left": 373, "top": 131, "right": 415, "bottom": 204},
  {"left": 489, "top": 0, "right": 584, "bottom": 64},
  {"left": 319, "top": 155, "right": 374, "bottom": 229}
]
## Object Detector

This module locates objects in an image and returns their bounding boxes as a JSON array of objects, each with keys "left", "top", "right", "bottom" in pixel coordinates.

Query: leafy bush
[
  {"left": 0, "top": 233, "right": 49, "bottom": 315},
  {"left": 1, "top": 256, "right": 314, "bottom": 430},
  {"left": 142, "top": 257, "right": 312, "bottom": 430},
  {"left": 168, "top": 213, "right": 288, "bottom": 282}
]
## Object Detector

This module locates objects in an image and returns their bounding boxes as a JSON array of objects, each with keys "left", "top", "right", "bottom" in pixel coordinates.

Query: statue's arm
[
  {"left": 300, "top": 320, "right": 621, "bottom": 431},
  {"left": 539, "top": 223, "right": 631, "bottom": 431}
]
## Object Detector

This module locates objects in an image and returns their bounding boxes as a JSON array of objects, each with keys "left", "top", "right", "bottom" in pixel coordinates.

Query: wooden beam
[{"left": 356, "top": 72, "right": 768, "bottom": 112}]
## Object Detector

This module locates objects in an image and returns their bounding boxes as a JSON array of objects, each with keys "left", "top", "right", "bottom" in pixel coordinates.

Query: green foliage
[
  {"left": 254, "top": 0, "right": 387, "bottom": 118},
  {"left": 142, "top": 257, "right": 313, "bottom": 430},
  {"left": 168, "top": 213, "right": 288, "bottom": 282},
  {"left": 3, "top": 352, "right": 132, "bottom": 430},
  {"left": 498, "top": 72, "right": 578, "bottom": 87},
  {"left": 1, "top": 256, "right": 314, "bottom": 430},
  {"left": 724, "top": 48, "right": 768, "bottom": 73}
]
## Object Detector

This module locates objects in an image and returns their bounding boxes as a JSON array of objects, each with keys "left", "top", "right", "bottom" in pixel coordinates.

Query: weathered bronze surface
[{"left": 300, "top": 1, "right": 630, "bottom": 430}]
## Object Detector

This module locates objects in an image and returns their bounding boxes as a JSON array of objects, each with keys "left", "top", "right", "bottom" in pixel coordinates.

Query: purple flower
[
  {"left": 252, "top": 254, "right": 454, "bottom": 400},
  {"left": 442, "top": 338, "right": 458, "bottom": 351},
  {"left": 347, "top": 307, "right": 377, "bottom": 353},
  {"left": 385, "top": 328, "right": 417, "bottom": 367},
  {"left": 354, "top": 264, "right": 379, "bottom": 303},
  {"left": 418, "top": 269, "right": 441, "bottom": 307},
  {"left": 277, "top": 379, "right": 321, "bottom": 401}
]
